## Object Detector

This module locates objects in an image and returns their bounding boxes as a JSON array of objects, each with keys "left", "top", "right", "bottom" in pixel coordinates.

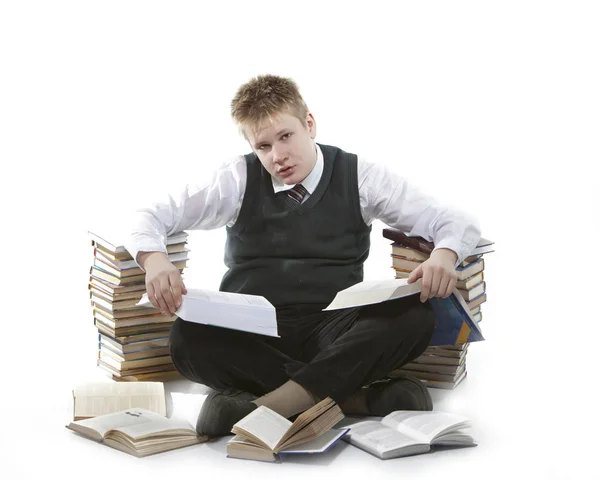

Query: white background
[{"left": 1, "top": 1, "right": 598, "bottom": 478}]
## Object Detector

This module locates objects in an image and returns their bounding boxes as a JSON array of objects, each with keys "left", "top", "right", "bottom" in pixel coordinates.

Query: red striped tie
[{"left": 287, "top": 184, "right": 309, "bottom": 204}]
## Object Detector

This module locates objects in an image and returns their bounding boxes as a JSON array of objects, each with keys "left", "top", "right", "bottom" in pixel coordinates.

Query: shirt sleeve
[
  {"left": 123, "top": 156, "right": 247, "bottom": 265},
  {"left": 357, "top": 157, "right": 481, "bottom": 266}
]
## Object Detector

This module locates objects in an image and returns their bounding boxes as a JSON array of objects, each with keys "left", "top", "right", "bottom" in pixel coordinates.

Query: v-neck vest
[{"left": 220, "top": 143, "right": 371, "bottom": 316}]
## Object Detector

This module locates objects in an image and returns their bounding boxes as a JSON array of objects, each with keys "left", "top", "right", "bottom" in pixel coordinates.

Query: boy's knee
[{"left": 168, "top": 317, "right": 219, "bottom": 361}]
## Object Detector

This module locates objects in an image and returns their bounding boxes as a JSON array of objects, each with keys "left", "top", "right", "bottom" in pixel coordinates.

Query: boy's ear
[{"left": 306, "top": 113, "right": 317, "bottom": 139}]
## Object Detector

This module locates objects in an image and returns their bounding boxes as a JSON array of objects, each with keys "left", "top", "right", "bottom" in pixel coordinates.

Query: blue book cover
[{"left": 428, "top": 291, "right": 485, "bottom": 346}]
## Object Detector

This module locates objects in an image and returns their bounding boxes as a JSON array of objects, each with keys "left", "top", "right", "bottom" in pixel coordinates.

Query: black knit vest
[{"left": 219, "top": 143, "right": 371, "bottom": 316}]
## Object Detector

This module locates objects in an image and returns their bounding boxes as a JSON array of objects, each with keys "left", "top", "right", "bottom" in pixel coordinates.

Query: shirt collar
[{"left": 272, "top": 142, "right": 323, "bottom": 195}]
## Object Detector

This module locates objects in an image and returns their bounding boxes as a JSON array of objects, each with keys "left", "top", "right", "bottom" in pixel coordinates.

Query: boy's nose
[{"left": 272, "top": 146, "right": 287, "bottom": 164}]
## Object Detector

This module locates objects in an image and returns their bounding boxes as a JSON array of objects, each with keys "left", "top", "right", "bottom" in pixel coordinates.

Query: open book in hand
[
  {"left": 324, "top": 278, "right": 484, "bottom": 346},
  {"left": 138, "top": 288, "right": 279, "bottom": 337},
  {"left": 227, "top": 397, "right": 348, "bottom": 462},
  {"left": 344, "top": 410, "right": 476, "bottom": 459},
  {"left": 66, "top": 408, "right": 206, "bottom": 457}
]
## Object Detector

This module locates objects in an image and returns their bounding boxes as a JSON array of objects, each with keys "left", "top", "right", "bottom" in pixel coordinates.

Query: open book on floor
[
  {"left": 138, "top": 288, "right": 279, "bottom": 338},
  {"left": 66, "top": 408, "right": 206, "bottom": 457},
  {"left": 343, "top": 410, "right": 476, "bottom": 459},
  {"left": 72, "top": 382, "right": 166, "bottom": 420},
  {"left": 227, "top": 397, "right": 348, "bottom": 462},
  {"left": 324, "top": 278, "right": 484, "bottom": 346}
]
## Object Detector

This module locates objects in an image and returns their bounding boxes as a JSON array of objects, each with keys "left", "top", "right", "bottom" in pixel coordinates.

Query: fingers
[
  {"left": 407, "top": 265, "right": 423, "bottom": 284},
  {"left": 420, "top": 266, "right": 457, "bottom": 302},
  {"left": 168, "top": 271, "right": 186, "bottom": 311},
  {"left": 443, "top": 274, "right": 457, "bottom": 298},
  {"left": 146, "top": 282, "right": 160, "bottom": 310},
  {"left": 420, "top": 267, "right": 432, "bottom": 302},
  {"left": 158, "top": 276, "right": 179, "bottom": 315}
]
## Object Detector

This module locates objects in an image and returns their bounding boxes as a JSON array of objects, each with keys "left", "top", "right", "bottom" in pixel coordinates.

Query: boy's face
[{"left": 246, "top": 112, "right": 317, "bottom": 185}]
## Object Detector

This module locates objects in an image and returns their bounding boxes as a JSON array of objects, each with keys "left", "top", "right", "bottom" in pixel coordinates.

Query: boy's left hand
[{"left": 407, "top": 248, "right": 458, "bottom": 302}]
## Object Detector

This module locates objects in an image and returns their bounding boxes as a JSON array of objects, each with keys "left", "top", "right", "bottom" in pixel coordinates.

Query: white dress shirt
[{"left": 124, "top": 143, "right": 481, "bottom": 266}]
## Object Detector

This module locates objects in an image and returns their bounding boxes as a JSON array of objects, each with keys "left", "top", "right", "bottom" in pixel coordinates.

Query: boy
[{"left": 124, "top": 74, "right": 481, "bottom": 437}]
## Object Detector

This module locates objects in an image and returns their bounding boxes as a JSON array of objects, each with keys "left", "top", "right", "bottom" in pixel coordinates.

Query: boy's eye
[{"left": 282, "top": 133, "right": 291, "bottom": 139}]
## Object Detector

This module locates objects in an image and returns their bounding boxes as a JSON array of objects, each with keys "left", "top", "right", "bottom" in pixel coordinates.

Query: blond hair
[{"left": 231, "top": 74, "right": 309, "bottom": 138}]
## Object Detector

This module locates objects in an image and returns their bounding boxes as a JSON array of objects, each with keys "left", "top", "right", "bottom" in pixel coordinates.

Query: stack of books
[
  {"left": 382, "top": 228, "right": 494, "bottom": 389},
  {"left": 88, "top": 230, "right": 189, "bottom": 381}
]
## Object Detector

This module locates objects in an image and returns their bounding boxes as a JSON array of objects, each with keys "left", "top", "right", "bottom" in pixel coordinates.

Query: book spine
[{"left": 382, "top": 228, "right": 434, "bottom": 254}]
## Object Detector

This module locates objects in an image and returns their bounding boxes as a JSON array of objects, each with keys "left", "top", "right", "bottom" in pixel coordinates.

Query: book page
[
  {"left": 73, "top": 382, "right": 167, "bottom": 419},
  {"left": 280, "top": 428, "right": 349, "bottom": 454},
  {"left": 71, "top": 409, "right": 158, "bottom": 438},
  {"left": 346, "top": 421, "right": 428, "bottom": 453},
  {"left": 324, "top": 279, "right": 422, "bottom": 310},
  {"left": 184, "top": 289, "right": 273, "bottom": 308},
  {"left": 232, "top": 406, "right": 292, "bottom": 451},
  {"left": 382, "top": 411, "right": 471, "bottom": 443}
]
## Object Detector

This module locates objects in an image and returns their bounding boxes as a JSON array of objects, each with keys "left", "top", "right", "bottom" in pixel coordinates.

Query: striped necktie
[{"left": 286, "top": 184, "right": 309, "bottom": 204}]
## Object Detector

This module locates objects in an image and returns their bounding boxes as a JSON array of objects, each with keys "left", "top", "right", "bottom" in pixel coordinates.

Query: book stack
[
  {"left": 382, "top": 228, "right": 494, "bottom": 389},
  {"left": 88, "top": 230, "right": 189, "bottom": 382}
]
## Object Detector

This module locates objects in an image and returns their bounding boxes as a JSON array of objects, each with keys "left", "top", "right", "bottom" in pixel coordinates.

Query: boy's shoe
[
  {"left": 196, "top": 390, "right": 258, "bottom": 437},
  {"left": 365, "top": 376, "right": 433, "bottom": 416}
]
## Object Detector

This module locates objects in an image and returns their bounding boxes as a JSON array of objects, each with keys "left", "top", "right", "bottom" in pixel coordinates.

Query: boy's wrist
[{"left": 137, "top": 251, "right": 169, "bottom": 271}]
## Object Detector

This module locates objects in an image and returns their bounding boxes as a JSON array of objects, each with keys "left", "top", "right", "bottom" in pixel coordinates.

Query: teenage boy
[{"left": 125, "top": 74, "right": 481, "bottom": 437}]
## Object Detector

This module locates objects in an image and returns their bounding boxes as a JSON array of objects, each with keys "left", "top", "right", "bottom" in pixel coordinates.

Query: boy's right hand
[{"left": 138, "top": 251, "right": 188, "bottom": 316}]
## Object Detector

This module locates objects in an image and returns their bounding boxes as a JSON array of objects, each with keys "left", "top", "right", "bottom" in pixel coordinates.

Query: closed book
[
  {"left": 390, "top": 363, "right": 467, "bottom": 383},
  {"left": 95, "top": 241, "right": 188, "bottom": 261},
  {"left": 99, "top": 334, "right": 170, "bottom": 353},
  {"left": 94, "top": 308, "right": 174, "bottom": 326},
  {"left": 383, "top": 228, "right": 494, "bottom": 256},
  {"left": 94, "top": 248, "right": 189, "bottom": 271},
  {"left": 89, "top": 276, "right": 147, "bottom": 294},
  {"left": 89, "top": 230, "right": 188, "bottom": 255},
  {"left": 420, "top": 370, "right": 468, "bottom": 390},
  {"left": 457, "top": 281, "right": 486, "bottom": 302},
  {"left": 99, "top": 342, "right": 170, "bottom": 361},
  {"left": 97, "top": 359, "right": 178, "bottom": 378},
  {"left": 456, "top": 271, "right": 484, "bottom": 290},
  {"left": 95, "top": 318, "right": 173, "bottom": 337},
  {"left": 396, "top": 362, "right": 463, "bottom": 375},
  {"left": 99, "top": 350, "right": 173, "bottom": 370}
]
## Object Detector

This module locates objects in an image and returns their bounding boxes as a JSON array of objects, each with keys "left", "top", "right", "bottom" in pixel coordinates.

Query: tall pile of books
[
  {"left": 383, "top": 228, "right": 494, "bottom": 389},
  {"left": 88, "top": 230, "right": 189, "bottom": 381}
]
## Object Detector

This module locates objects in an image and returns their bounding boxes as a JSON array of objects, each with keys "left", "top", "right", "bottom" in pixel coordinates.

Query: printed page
[
  {"left": 137, "top": 289, "right": 279, "bottom": 336},
  {"left": 116, "top": 412, "right": 197, "bottom": 440},
  {"left": 324, "top": 279, "right": 422, "bottom": 310},
  {"left": 72, "top": 408, "right": 159, "bottom": 438},
  {"left": 233, "top": 406, "right": 292, "bottom": 451},
  {"left": 73, "top": 382, "right": 166, "bottom": 419},
  {"left": 280, "top": 428, "right": 348, "bottom": 454},
  {"left": 184, "top": 289, "right": 273, "bottom": 308},
  {"left": 382, "top": 411, "right": 471, "bottom": 443},
  {"left": 346, "top": 421, "right": 426, "bottom": 452}
]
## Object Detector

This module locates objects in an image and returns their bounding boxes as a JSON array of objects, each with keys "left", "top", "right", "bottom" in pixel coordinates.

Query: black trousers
[{"left": 168, "top": 294, "right": 435, "bottom": 404}]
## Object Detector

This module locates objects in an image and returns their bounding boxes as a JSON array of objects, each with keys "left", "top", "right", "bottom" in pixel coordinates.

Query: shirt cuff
[
  {"left": 432, "top": 241, "right": 464, "bottom": 268},
  {"left": 124, "top": 238, "right": 168, "bottom": 270}
]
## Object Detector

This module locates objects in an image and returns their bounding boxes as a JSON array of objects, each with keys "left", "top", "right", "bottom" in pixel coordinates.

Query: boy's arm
[
  {"left": 124, "top": 156, "right": 247, "bottom": 264},
  {"left": 123, "top": 156, "right": 247, "bottom": 313},
  {"left": 358, "top": 158, "right": 481, "bottom": 302}
]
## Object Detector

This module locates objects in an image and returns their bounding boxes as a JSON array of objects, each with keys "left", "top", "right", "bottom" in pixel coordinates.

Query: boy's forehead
[{"left": 247, "top": 113, "right": 299, "bottom": 142}]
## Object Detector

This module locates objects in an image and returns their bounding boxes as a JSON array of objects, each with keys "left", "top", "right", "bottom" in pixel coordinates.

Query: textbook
[
  {"left": 343, "top": 410, "right": 476, "bottom": 459},
  {"left": 72, "top": 382, "right": 167, "bottom": 420},
  {"left": 382, "top": 228, "right": 494, "bottom": 258},
  {"left": 324, "top": 278, "right": 484, "bottom": 346},
  {"left": 67, "top": 408, "right": 205, "bottom": 457},
  {"left": 227, "top": 397, "right": 347, "bottom": 462},
  {"left": 138, "top": 288, "right": 279, "bottom": 337}
]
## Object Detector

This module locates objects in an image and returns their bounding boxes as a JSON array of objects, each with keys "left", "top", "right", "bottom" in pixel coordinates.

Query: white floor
[{"left": 2, "top": 333, "right": 592, "bottom": 480}]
